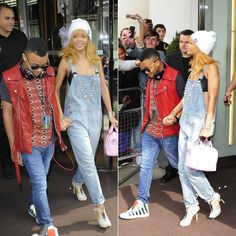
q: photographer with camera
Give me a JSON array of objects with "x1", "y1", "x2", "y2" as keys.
[{"x1": 120, "y1": 48, "x2": 185, "y2": 220}]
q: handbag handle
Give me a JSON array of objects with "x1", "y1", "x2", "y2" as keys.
[
  {"x1": 197, "y1": 139, "x2": 213, "y2": 147},
  {"x1": 108, "y1": 124, "x2": 118, "y2": 134}
]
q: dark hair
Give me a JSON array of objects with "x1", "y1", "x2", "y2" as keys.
[
  {"x1": 154, "y1": 24, "x2": 166, "y2": 31},
  {"x1": 144, "y1": 29, "x2": 159, "y2": 40},
  {"x1": 25, "y1": 38, "x2": 48, "y2": 57},
  {"x1": 0, "y1": 3, "x2": 12, "y2": 12},
  {"x1": 140, "y1": 48, "x2": 160, "y2": 62},
  {"x1": 180, "y1": 29, "x2": 194, "y2": 36}
]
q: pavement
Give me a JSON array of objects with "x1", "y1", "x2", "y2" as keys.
[
  {"x1": 119, "y1": 156, "x2": 236, "y2": 236},
  {"x1": 0, "y1": 143, "x2": 117, "y2": 236}
]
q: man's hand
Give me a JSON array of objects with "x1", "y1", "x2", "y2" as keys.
[
  {"x1": 223, "y1": 94, "x2": 232, "y2": 106},
  {"x1": 11, "y1": 150, "x2": 23, "y2": 166},
  {"x1": 163, "y1": 114, "x2": 177, "y2": 126},
  {"x1": 60, "y1": 117, "x2": 72, "y2": 131}
]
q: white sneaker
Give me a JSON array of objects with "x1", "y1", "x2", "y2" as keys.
[
  {"x1": 32, "y1": 225, "x2": 59, "y2": 236},
  {"x1": 94, "y1": 205, "x2": 112, "y2": 228},
  {"x1": 179, "y1": 205, "x2": 200, "y2": 227},
  {"x1": 47, "y1": 225, "x2": 59, "y2": 236},
  {"x1": 119, "y1": 200, "x2": 149, "y2": 220},
  {"x1": 28, "y1": 204, "x2": 37, "y2": 218},
  {"x1": 72, "y1": 181, "x2": 87, "y2": 201},
  {"x1": 136, "y1": 156, "x2": 142, "y2": 166},
  {"x1": 209, "y1": 193, "x2": 225, "y2": 219}
]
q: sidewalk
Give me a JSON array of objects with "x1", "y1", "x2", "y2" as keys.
[
  {"x1": 0, "y1": 149, "x2": 117, "y2": 236},
  {"x1": 119, "y1": 158, "x2": 236, "y2": 236}
]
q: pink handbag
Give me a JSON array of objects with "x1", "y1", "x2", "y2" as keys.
[
  {"x1": 185, "y1": 140, "x2": 218, "y2": 172},
  {"x1": 104, "y1": 125, "x2": 118, "y2": 157}
]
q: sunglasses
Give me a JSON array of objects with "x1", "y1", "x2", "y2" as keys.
[
  {"x1": 24, "y1": 54, "x2": 49, "y2": 71},
  {"x1": 140, "y1": 59, "x2": 159, "y2": 73}
]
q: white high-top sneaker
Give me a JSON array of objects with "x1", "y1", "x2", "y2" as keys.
[
  {"x1": 179, "y1": 205, "x2": 200, "y2": 227},
  {"x1": 119, "y1": 200, "x2": 149, "y2": 220}
]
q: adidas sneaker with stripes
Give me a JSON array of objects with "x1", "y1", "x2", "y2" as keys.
[{"x1": 120, "y1": 200, "x2": 149, "y2": 219}]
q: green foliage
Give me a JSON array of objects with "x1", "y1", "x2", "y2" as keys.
[{"x1": 166, "y1": 31, "x2": 180, "y2": 57}]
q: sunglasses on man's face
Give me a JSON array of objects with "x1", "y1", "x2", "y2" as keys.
[
  {"x1": 140, "y1": 59, "x2": 159, "y2": 74},
  {"x1": 140, "y1": 68, "x2": 150, "y2": 73},
  {"x1": 30, "y1": 64, "x2": 49, "y2": 71},
  {"x1": 24, "y1": 54, "x2": 49, "y2": 71}
]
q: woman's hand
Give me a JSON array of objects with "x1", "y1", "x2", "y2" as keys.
[
  {"x1": 109, "y1": 116, "x2": 118, "y2": 128},
  {"x1": 200, "y1": 127, "x2": 211, "y2": 138},
  {"x1": 60, "y1": 117, "x2": 72, "y2": 131},
  {"x1": 108, "y1": 112, "x2": 118, "y2": 127}
]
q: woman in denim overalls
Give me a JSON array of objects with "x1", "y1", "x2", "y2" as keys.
[
  {"x1": 164, "y1": 31, "x2": 223, "y2": 226},
  {"x1": 55, "y1": 18, "x2": 117, "y2": 229}
]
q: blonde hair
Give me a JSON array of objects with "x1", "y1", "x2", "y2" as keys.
[
  {"x1": 190, "y1": 51, "x2": 218, "y2": 74},
  {"x1": 60, "y1": 31, "x2": 101, "y2": 65}
]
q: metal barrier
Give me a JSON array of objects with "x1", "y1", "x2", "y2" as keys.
[{"x1": 118, "y1": 87, "x2": 144, "y2": 185}]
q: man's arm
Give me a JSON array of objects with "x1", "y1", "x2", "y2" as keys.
[{"x1": 2, "y1": 101, "x2": 14, "y2": 151}]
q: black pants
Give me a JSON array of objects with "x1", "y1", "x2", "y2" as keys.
[{"x1": 0, "y1": 109, "x2": 12, "y2": 170}]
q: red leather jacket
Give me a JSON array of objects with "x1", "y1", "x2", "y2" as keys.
[
  {"x1": 3, "y1": 64, "x2": 66, "y2": 184},
  {"x1": 142, "y1": 64, "x2": 181, "y2": 137}
]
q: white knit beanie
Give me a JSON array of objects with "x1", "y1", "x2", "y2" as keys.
[
  {"x1": 191, "y1": 30, "x2": 216, "y2": 55},
  {"x1": 68, "y1": 18, "x2": 92, "y2": 40}
]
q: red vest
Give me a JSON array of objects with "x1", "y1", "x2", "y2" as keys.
[
  {"x1": 3, "y1": 64, "x2": 66, "y2": 185},
  {"x1": 142, "y1": 64, "x2": 181, "y2": 137}
]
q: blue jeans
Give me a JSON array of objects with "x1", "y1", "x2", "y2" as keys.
[
  {"x1": 133, "y1": 118, "x2": 142, "y2": 153},
  {"x1": 137, "y1": 131, "x2": 178, "y2": 203},
  {"x1": 22, "y1": 143, "x2": 55, "y2": 225}
]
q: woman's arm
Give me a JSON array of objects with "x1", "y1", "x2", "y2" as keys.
[
  {"x1": 202, "y1": 63, "x2": 220, "y2": 136},
  {"x1": 98, "y1": 62, "x2": 118, "y2": 127},
  {"x1": 55, "y1": 58, "x2": 71, "y2": 130}
]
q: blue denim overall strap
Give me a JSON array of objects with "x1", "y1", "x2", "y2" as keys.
[{"x1": 178, "y1": 65, "x2": 215, "y2": 208}]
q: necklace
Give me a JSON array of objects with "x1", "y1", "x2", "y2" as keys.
[{"x1": 74, "y1": 72, "x2": 98, "y2": 102}]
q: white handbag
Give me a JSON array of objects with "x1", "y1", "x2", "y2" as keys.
[{"x1": 185, "y1": 140, "x2": 218, "y2": 172}]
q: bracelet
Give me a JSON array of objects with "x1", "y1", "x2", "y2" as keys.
[
  {"x1": 175, "y1": 116, "x2": 179, "y2": 123},
  {"x1": 108, "y1": 111, "x2": 115, "y2": 119}
]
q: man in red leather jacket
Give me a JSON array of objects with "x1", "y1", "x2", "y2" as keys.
[
  {"x1": 0, "y1": 38, "x2": 67, "y2": 236},
  {"x1": 120, "y1": 48, "x2": 185, "y2": 220}
]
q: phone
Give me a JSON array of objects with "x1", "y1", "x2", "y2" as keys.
[{"x1": 129, "y1": 26, "x2": 135, "y2": 38}]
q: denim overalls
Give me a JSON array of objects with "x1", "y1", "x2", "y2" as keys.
[
  {"x1": 64, "y1": 62, "x2": 105, "y2": 205},
  {"x1": 178, "y1": 68, "x2": 215, "y2": 208}
]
